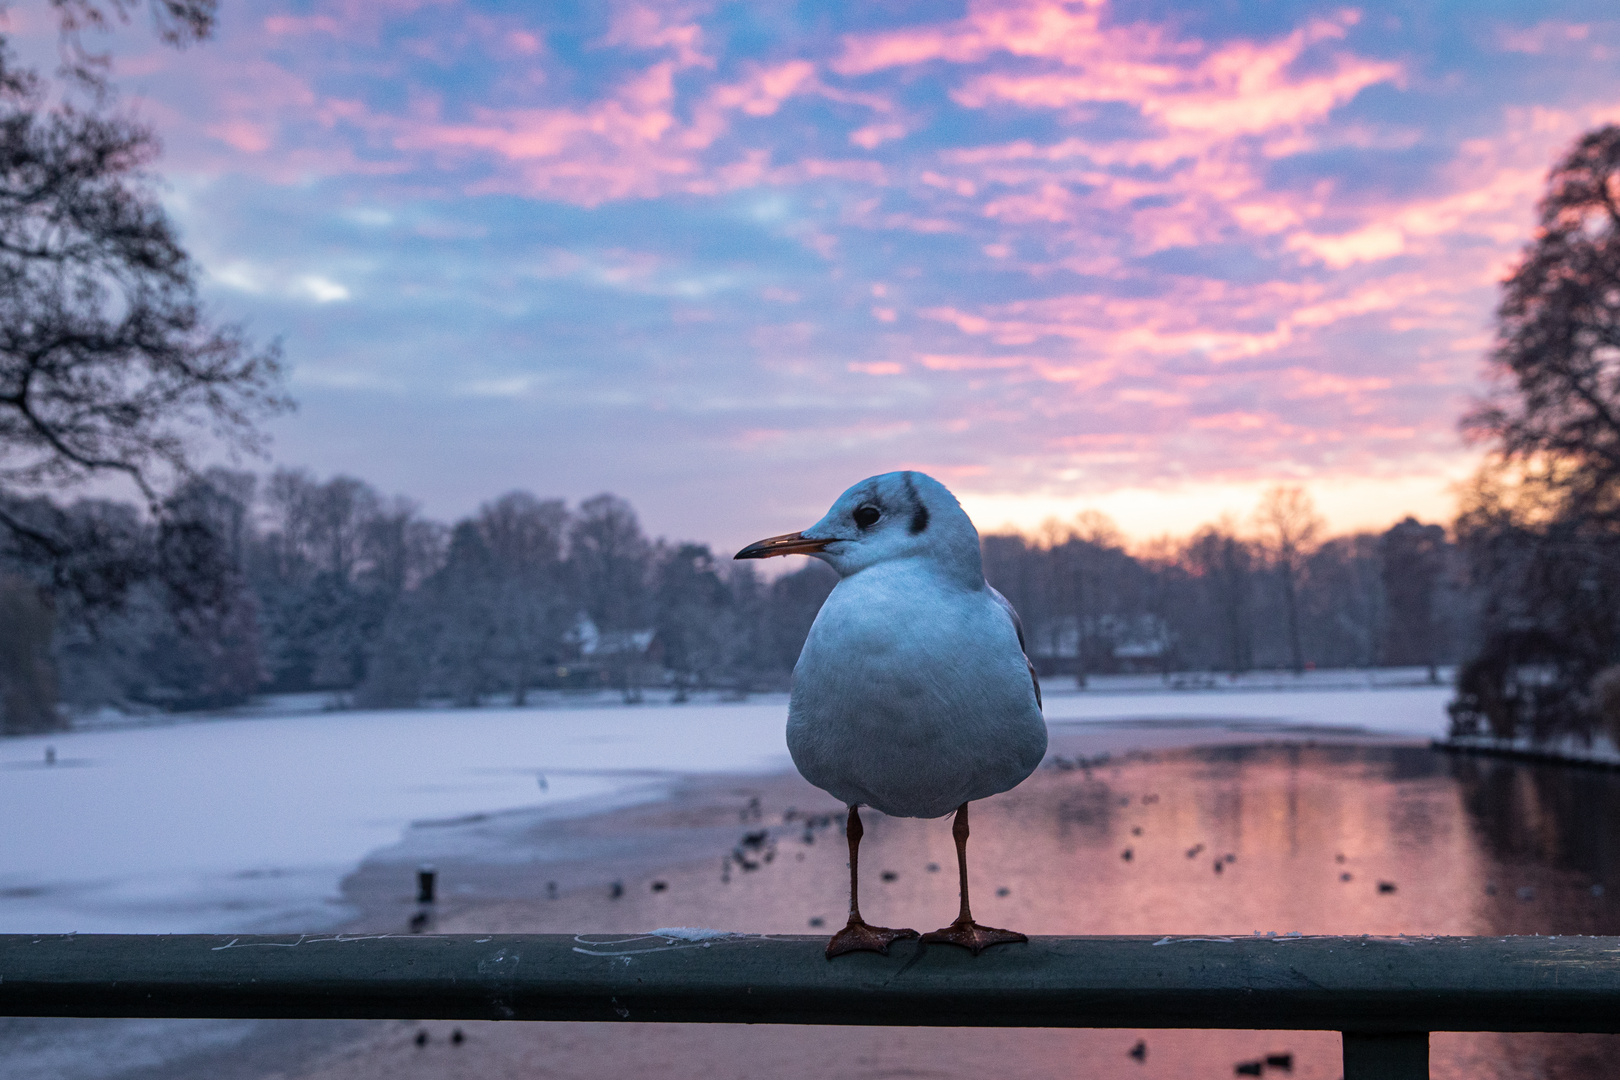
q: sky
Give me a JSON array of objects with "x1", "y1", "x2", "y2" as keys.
[{"x1": 15, "y1": 0, "x2": 1620, "y2": 551}]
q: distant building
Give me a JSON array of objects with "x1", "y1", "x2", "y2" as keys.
[
  {"x1": 540, "y1": 615, "x2": 662, "y2": 696},
  {"x1": 1028, "y1": 613, "x2": 1172, "y2": 675}
]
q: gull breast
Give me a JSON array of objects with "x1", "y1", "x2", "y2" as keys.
[{"x1": 786, "y1": 562, "x2": 1047, "y2": 819}]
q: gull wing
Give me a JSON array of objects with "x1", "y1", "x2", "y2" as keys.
[{"x1": 988, "y1": 584, "x2": 1041, "y2": 710}]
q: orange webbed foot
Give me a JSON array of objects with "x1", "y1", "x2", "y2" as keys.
[
  {"x1": 919, "y1": 917, "x2": 1027, "y2": 955},
  {"x1": 825, "y1": 918, "x2": 919, "y2": 958}
]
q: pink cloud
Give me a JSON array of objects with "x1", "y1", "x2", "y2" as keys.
[
  {"x1": 263, "y1": 15, "x2": 344, "y2": 36},
  {"x1": 849, "y1": 120, "x2": 908, "y2": 148},
  {"x1": 207, "y1": 119, "x2": 274, "y2": 153},
  {"x1": 372, "y1": 56, "x2": 846, "y2": 204},
  {"x1": 1495, "y1": 21, "x2": 1601, "y2": 56},
  {"x1": 117, "y1": 0, "x2": 1620, "y2": 506},
  {"x1": 601, "y1": 3, "x2": 712, "y2": 69},
  {"x1": 947, "y1": 11, "x2": 1397, "y2": 142},
  {"x1": 918, "y1": 354, "x2": 1028, "y2": 371}
]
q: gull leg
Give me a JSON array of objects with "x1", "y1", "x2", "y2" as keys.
[
  {"x1": 826, "y1": 805, "x2": 919, "y2": 958},
  {"x1": 920, "y1": 803, "x2": 1027, "y2": 955}
]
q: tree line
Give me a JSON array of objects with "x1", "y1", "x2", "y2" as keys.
[
  {"x1": 0, "y1": 470, "x2": 1475, "y2": 730},
  {"x1": 0, "y1": 470, "x2": 841, "y2": 725},
  {"x1": 987, "y1": 493, "x2": 1468, "y2": 682}
]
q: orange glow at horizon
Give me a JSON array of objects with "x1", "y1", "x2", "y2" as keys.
[{"x1": 955, "y1": 461, "x2": 1479, "y2": 544}]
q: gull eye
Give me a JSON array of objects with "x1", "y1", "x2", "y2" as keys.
[{"x1": 853, "y1": 505, "x2": 881, "y2": 529}]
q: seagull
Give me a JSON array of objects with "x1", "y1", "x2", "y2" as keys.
[{"x1": 736, "y1": 471, "x2": 1046, "y2": 956}]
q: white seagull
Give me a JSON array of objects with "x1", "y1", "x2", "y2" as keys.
[{"x1": 736, "y1": 471, "x2": 1047, "y2": 957}]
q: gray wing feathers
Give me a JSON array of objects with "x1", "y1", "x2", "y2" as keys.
[{"x1": 988, "y1": 584, "x2": 1041, "y2": 710}]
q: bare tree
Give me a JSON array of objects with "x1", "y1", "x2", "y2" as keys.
[
  {"x1": 655, "y1": 542, "x2": 729, "y2": 697},
  {"x1": 146, "y1": 470, "x2": 263, "y2": 708},
  {"x1": 1055, "y1": 511, "x2": 1123, "y2": 685},
  {"x1": 1380, "y1": 517, "x2": 1445, "y2": 677},
  {"x1": 43, "y1": 2, "x2": 219, "y2": 97},
  {"x1": 0, "y1": 4, "x2": 287, "y2": 556},
  {"x1": 1304, "y1": 532, "x2": 1385, "y2": 670},
  {"x1": 1183, "y1": 518, "x2": 1255, "y2": 674},
  {"x1": 477, "y1": 491, "x2": 570, "y2": 704},
  {"x1": 569, "y1": 494, "x2": 652, "y2": 700},
  {"x1": 1253, "y1": 486, "x2": 1323, "y2": 674},
  {"x1": 262, "y1": 471, "x2": 381, "y2": 581}
]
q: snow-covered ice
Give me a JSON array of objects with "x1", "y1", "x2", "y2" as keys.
[
  {"x1": 0, "y1": 677, "x2": 1455, "y2": 934},
  {"x1": 1043, "y1": 682, "x2": 1453, "y2": 738},
  {"x1": 0, "y1": 703, "x2": 794, "y2": 934}
]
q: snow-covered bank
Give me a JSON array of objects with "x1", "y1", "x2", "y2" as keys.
[
  {"x1": 1045, "y1": 684, "x2": 1453, "y2": 739},
  {"x1": 0, "y1": 679, "x2": 1456, "y2": 935},
  {"x1": 0, "y1": 704, "x2": 794, "y2": 934},
  {"x1": 1061, "y1": 665, "x2": 1454, "y2": 694}
]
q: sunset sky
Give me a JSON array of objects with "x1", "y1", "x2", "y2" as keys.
[{"x1": 19, "y1": 0, "x2": 1620, "y2": 550}]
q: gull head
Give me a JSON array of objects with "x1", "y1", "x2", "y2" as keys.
[{"x1": 734, "y1": 471, "x2": 982, "y2": 582}]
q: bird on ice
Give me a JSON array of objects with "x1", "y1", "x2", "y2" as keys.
[{"x1": 736, "y1": 471, "x2": 1046, "y2": 957}]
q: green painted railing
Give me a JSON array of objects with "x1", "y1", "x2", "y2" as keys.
[{"x1": 5, "y1": 933, "x2": 1619, "y2": 1079}]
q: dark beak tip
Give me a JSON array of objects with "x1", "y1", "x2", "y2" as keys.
[
  {"x1": 733, "y1": 540, "x2": 773, "y2": 560},
  {"x1": 734, "y1": 531, "x2": 828, "y2": 560}
]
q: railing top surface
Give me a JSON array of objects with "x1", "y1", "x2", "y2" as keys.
[{"x1": 3, "y1": 932, "x2": 1618, "y2": 1031}]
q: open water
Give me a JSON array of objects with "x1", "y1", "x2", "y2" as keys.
[{"x1": 377, "y1": 739, "x2": 1620, "y2": 1080}]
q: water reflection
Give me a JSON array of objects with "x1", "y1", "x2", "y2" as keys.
[
  {"x1": 1452, "y1": 754, "x2": 1620, "y2": 926},
  {"x1": 430, "y1": 742, "x2": 1620, "y2": 1080},
  {"x1": 968, "y1": 742, "x2": 1604, "y2": 940}
]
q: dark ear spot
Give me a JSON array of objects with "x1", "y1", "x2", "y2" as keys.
[
  {"x1": 902, "y1": 472, "x2": 929, "y2": 534},
  {"x1": 910, "y1": 503, "x2": 929, "y2": 535}
]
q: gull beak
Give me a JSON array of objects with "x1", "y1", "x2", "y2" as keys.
[{"x1": 734, "y1": 531, "x2": 831, "y2": 560}]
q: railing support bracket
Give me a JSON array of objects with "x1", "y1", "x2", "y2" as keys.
[{"x1": 1343, "y1": 1031, "x2": 1428, "y2": 1079}]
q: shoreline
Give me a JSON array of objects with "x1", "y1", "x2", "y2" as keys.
[
  {"x1": 1435, "y1": 734, "x2": 1620, "y2": 771},
  {"x1": 32, "y1": 665, "x2": 1454, "y2": 740}
]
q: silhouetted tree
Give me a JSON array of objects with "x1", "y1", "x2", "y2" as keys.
[
  {"x1": 1465, "y1": 125, "x2": 1620, "y2": 523},
  {"x1": 1451, "y1": 470, "x2": 1620, "y2": 741},
  {"x1": 144, "y1": 471, "x2": 262, "y2": 708},
  {"x1": 0, "y1": 2, "x2": 282, "y2": 722},
  {"x1": 1381, "y1": 517, "x2": 1446, "y2": 673},
  {"x1": 1302, "y1": 532, "x2": 1384, "y2": 669},
  {"x1": 1183, "y1": 520, "x2": 1255, "y2": 674},
  {"x1": 1253, "y1": 486, "x2": 1322, "y2": 674},
  {"x1": 477, "y1": 492, "x2": 570, "y2": 703},
  {"x1": 0, "y1": 13, "x2": 285, "y2": 553},
  {"x1": 1452, "y1": 125, "x2": 1620, "y2": 740},
  {"x1": 0, "y1": 573, "x2": 56, "y2": 731},
  {"x1": 427, "y1": 521, "x2": 499, "y2": 706},
  {"x1": 570, "y1": 494, "x2": 650, "y2": 631},
  {"x1": 655, "y1": 542, "x2": 728, "y2": 695},
  {"x1": 569, "y1": 493, "x2": 652, "y2": 699}
]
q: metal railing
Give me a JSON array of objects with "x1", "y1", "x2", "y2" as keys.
[{"x1": 4, "y1": 933, "x2": 1619, "y2": 1079}]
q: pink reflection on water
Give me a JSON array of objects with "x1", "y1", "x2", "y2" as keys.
[{"x1": 433, "y1": 743, "x2": 1620, "y2": 1079}]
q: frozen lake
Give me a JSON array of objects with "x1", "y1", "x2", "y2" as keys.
[{"x1": 0, "y1": 676, "x2": 1454, "y2": 934}]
